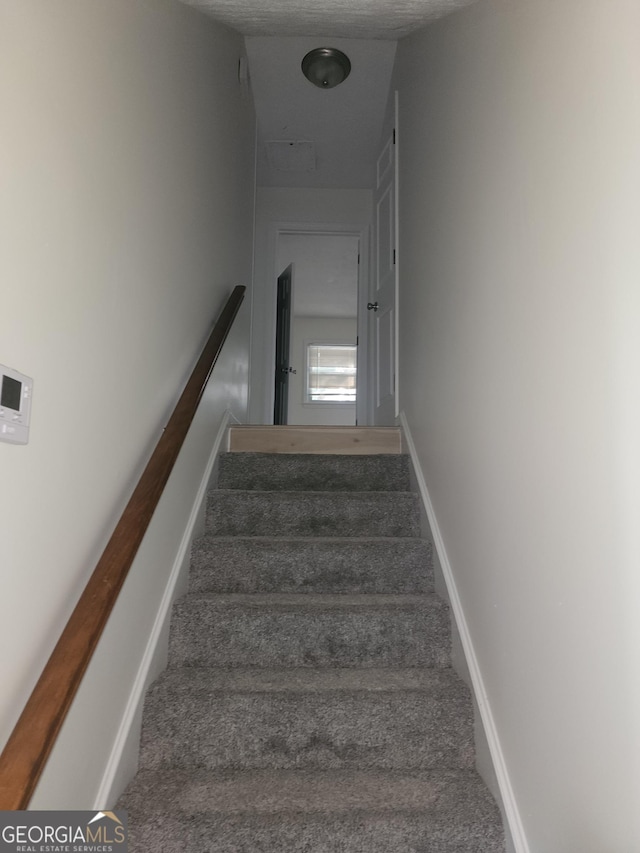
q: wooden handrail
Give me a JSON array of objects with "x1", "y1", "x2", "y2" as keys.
[{"x1": 0, "y1": 285, "x2": 245, "y2": 809}]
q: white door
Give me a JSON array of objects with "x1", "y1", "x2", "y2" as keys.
[{"x1": 370, "y1": 95, "x2": 398, "y2": 425}]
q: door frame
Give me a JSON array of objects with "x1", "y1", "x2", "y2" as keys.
[
  {"x1": 263, "y1": 221, "x2": 371, "y2": 426},
  {"x1": 369, "y1": 89, "x2": 400, "y2": 425}
]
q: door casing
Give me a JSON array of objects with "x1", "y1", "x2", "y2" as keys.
[
  {"x1": 370, "y1": 91, "x2": 400, "y2": 426},
  {"x1": 266, "y1": 222, "x2": 371, "y2": 426}
]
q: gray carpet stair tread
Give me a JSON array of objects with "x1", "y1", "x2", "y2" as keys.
[
  {"x1": 206, "y1": 489, "x2": 421, "y2": 537},
  {"x1": 120, "y1": 768, "x2": 505, "y2": 853},
  {"x1": 174, "y1": 591, "x2": 440, "y2": 608},
  {"x1": 140, "y1": 667, "x2": 474, "y2": 772},
  {"x1": 190, "y1": 535, "x2": 434, "y2": 594},
  {"x1": 217, "y1": 452, "x2": 411, "y2": 491},
  {"x1": 122, "y1": 766, "x2": 499, "y2": 816},
  {"x1": 146, "y1": 666, "x2": 463, "y2": 693},
  {"x1": 169, "y1": 593, "x2": 451, "y2": 668}
]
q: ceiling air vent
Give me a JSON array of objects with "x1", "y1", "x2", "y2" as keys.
[{"x1": 266, "y1": 140, "x2": 316, "y2": 172}]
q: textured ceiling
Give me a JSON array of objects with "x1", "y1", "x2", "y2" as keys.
[{"x1": 182, "y1": 0, "x2": 476, "y2": 39}]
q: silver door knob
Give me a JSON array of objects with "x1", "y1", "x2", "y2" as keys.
[{"x1": 367, "y1": 302, "x2": 379, "y2": 312}]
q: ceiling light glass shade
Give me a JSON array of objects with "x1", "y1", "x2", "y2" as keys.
[{"x1": 301, "y1": 48, "x2": 351, "y2": 89}]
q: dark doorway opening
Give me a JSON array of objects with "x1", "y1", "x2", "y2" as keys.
[{"x1": 273, "y1": 264, "x2": 293, "y2": 424}]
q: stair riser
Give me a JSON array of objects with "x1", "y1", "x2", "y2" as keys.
[
  {"x1": 217, "y1": 453, "x2": 411, "y2": 492},
  {"x1": 140, "y1": 691, "x2": 474, "y2": 772},
  {"x1": 227, "y1": 426, "x2": 402, "y2": 455},
  {"x1": 206, "y1": 491, "x2": 421, "y2": 537},
  {"x1": 169, "y1": 605, "x2": 450, "y2": 668},
  {"x1": 128, "y1": 812, "x2": 504, "y2": 853},
  {"x1": 190, "y1": 538, "x2": 434, "y2": 594}
]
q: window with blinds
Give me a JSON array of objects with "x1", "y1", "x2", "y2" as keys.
[{"x1": 306, "y1": 344, "x2": 357, "y2": 403}]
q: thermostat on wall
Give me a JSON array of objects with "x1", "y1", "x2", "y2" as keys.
[{"x1": 0, "y1": 364, "x2": 33, "y2": 445}]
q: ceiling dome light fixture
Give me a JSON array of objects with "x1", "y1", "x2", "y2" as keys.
[{"x1": 301, "y1": 47, "x2": 351, "y2": 90}]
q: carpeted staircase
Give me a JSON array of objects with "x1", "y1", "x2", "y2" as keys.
[{"x1": 120, "y1": 444, "x2": 505, "y2": 851}]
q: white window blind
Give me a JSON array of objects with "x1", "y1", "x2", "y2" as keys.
[{"x1": 306, "y1": 344, "x2": 357, "y2": 403}]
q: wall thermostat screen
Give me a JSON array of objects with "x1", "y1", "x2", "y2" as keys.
[{"x1": 1, "y1": 375, "x2": 22, "y2": 411}]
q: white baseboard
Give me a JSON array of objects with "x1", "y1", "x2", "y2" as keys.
[
  {"x1": 398, "y1": 411, "x2": 529, "y2": 853},
  {"x1": 94, "y1": 409, "x2": 234, "y2": 808}
]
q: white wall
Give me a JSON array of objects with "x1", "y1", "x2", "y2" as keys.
[
  {"x1": 249, "y1": 188, "x2": 371, "y2": 423},
  {"x1": 277, "y1": 233, "x2": 359, "y2": 319},
  {"x1": 393, "y1": 0, "x2": 640, "y2": 850},
  {"x1": 288, "y1": 317, "x2": 357, "y2": 426},
  {"x1": 0, "y1": 0, "x2": 255, "y2": 805}
]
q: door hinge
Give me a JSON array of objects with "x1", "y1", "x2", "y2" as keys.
[
  {"x1": 393, "y1": 128, "x2": 396, "y2": 144},
  {"x1": 357, "y1": 253, "x2": 360, "y2": 264},
  {"x1": 393, "y1": 249, "x2": 396, "y2": 265}
]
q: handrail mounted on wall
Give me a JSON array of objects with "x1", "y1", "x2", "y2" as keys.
[{"x1": 0, "y1": 285, "x2": 245, "y2": 809}]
